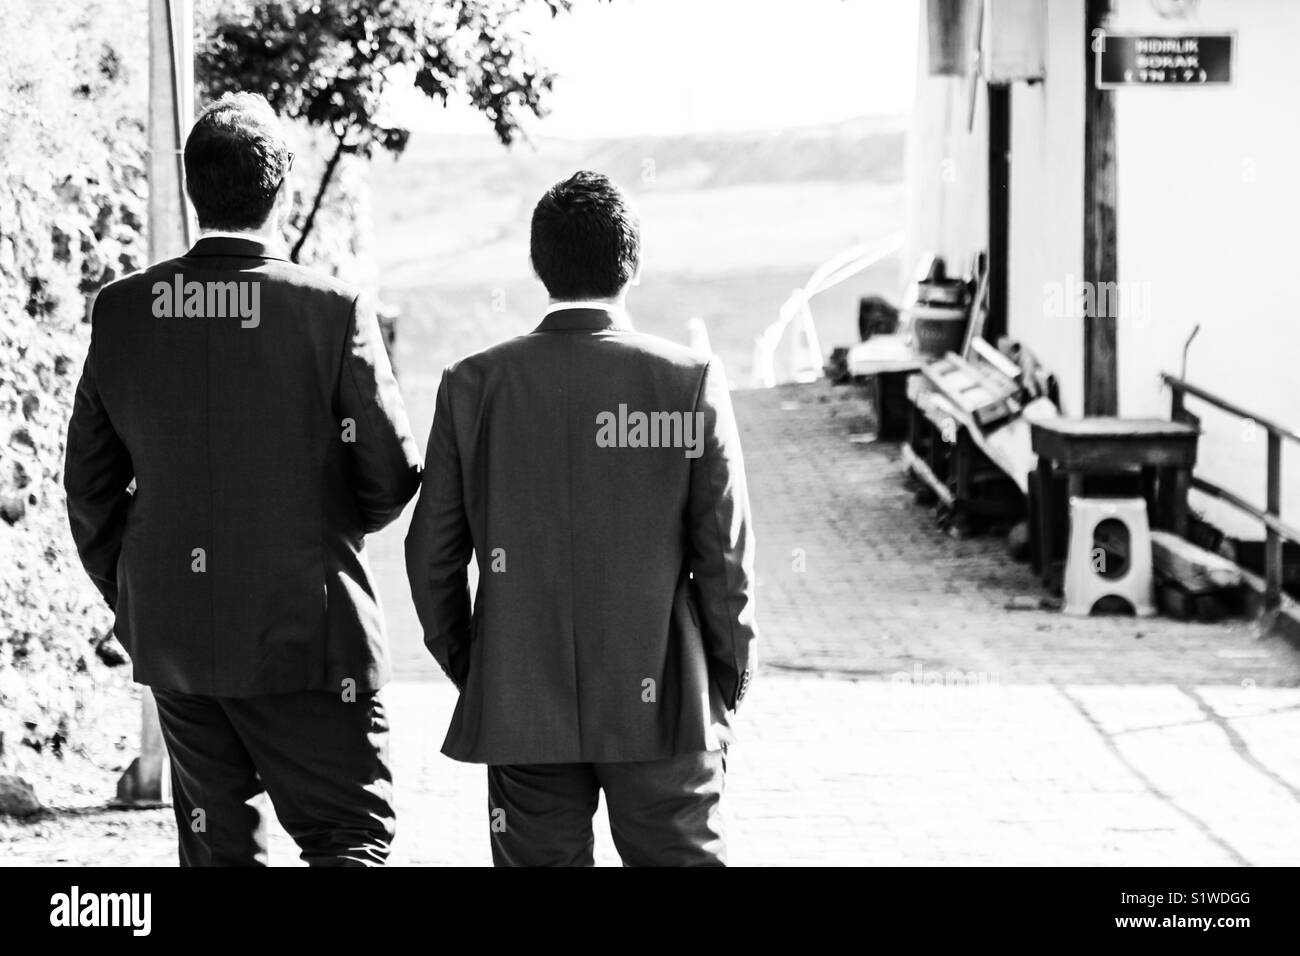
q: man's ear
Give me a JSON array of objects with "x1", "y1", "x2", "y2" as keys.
[
  {"x1": 630, "y1": 257, "x2": 643, "y2": 288},
  {"x1": 274, "y1": 172, "x2": 294, "y2": 227}
]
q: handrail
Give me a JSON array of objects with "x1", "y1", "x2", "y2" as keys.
[
  {"x1": 751, "y1": 233, "x2": 904, "y2": 388},
  {"x1": 1189, "y1": 477, "x2": 1300, "y2": 547},
  {"x1": 1161, "y1": 372, "x2": 1296, "y2": 611},
  {"x1": 1161, "y1": 374, "x2": 1300, "y2": 446}
]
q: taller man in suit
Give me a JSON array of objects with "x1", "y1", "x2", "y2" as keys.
[
  {"x1": 406, "y1": 170, "x2": 758, "y2": 866},
  {"x1": 65, "y1": 93, "x2": 422, "y2": 866}
]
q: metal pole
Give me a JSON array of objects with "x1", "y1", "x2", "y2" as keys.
[
  {"x1": 116, "y1": 0, "x2": 193, "y2": 809},
  {"x1": 1266, "y1": 432, "x2": 1282, "y2": 611},
  {"x1": 1083, "y1": 0, "x2": 1118, "y2": 416},
  {"x1": 149, "y1": 0, "x2": 192, "y2": 264}
]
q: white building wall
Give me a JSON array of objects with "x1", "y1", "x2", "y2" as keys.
[
  {"x1": 904, "y1": 0, "x2": 1298, "y2": 540},
  {"x1": 902, "y1": 6, "x2": 989, "y2": 288},
  {"x1": 906, "y1": 1, "x2": 1088, "y2": 415},
  {"x1": 1109, "y1": 0, "x2": 1300, "y2": 538},
  {"x1": 1006, "y1": 0, "x2": 1087, "y2": 416}
]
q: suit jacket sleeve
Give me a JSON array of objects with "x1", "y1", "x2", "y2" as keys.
[
  {"x1": 64, "y1": 322, "x2": 134, "y2": 611},
  {"x1": 337, "y1": 292, "x2": 423, "y2": 532},
  {"x1": 404, "y1": 368, "x2": 473, "y2": 689},
  {"x1": 687, "y1": 358, "x2": 759, "y2": 710}
]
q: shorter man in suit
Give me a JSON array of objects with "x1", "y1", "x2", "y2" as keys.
[
  {"x1": 65, "y1": 93, "x2": 422, "y2": 865},
  {"x1": 406, "y1": 170, "x2": 758, "y2": 866}
]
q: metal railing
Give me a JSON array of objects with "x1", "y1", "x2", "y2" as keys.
[
  {"x1": 1161, "y1": 373, "x2": 1299, "y2": 610},
  {"x1": 750, "y1": 233, "x2": 903, "y2": 388}
]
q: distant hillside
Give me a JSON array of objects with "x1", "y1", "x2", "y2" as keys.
[
  {"x1": 369, "y1": 115, "x2": 907, "y2": 424},
  {"x1": 577, "y1": 116, "x2": 907, "y2": 190},
  {"x1": 372, "y1": 115, "x2": 905, "y2": 287}
]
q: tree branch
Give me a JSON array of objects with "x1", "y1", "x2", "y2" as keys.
[{"x1": 289, "y1": 133, "x2": 348, "y2": 263}]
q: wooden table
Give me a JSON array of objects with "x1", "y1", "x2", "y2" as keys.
[{"x1": 1029, "y1": 418, "x2": 1199, "y2": 588}]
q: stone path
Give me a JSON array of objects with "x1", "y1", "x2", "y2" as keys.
[{"x1": 6, "y1": 381, "x2": 1300, "y2": 866}]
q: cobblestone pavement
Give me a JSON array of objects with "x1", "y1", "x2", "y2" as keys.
[
  {"x1": 8, "y1": 678, "x2": 1300, "y2": 866},
  {"x1": 6, "y1": 381, "x2": 1300, "y2": 866},
  {"x1": 736, "y1": 383, "x2": 1300, "y2": 687}
]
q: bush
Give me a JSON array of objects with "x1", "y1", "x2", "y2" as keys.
[
  {"x1": 0, "y1": 0, "x2": 377, "y2": 771},
  {"x1": 0, "y1": 0, "x2": 149, "y2": 766}
]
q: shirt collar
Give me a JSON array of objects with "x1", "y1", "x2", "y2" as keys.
[
  {"x1": 543, "y1": 300, "x2": 628, "y2": 319},
  {"x1": 186, "y1": 233, "x2": 288, "y2": 261},
  {"x1": 535, "y1": 303, "x2": 633, "y2": 333},
  {"x1": 200, "y1": 229, "x2": 270, "y2": 242}
]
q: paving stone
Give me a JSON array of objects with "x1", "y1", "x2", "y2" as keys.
[{"x1": 6, "y1": 380, "x2": 1300, "y2": 865}]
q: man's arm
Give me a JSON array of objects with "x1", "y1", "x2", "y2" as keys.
[
  {"x1": 404, "y1": 368, "x2": 473, "y2": 689},
  {"x1": 64, "y1": 328, "x2": 134, "y2": 610},
  {"x1": 687, "y1": 358, "x2": 759, "y2": 710},
  {"x1": 338, "y1": 292, "x2": 423, "y2": 532}
]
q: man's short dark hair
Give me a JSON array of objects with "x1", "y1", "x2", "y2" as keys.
[
  {"x1": 530, "y1": 171, "x2": 640, "y2": 300},
  {"x1": 184, "y1": 92, "x2": 290, "y2": 231}
]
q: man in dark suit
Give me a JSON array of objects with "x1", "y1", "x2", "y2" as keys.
[
  {"x1": 64, "y1": 93, "x2": 422, "y2": 866},
  {"x1": 406, "y1": 170, "x2": 758, "y2": 866}
]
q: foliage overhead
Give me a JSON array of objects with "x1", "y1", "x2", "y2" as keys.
[
  {"x1": 198, "y1": 0, "x2": 578, "y2": 156},
  {"x1": 197, "y1": 0, "x2": 584, "y2": 259}
]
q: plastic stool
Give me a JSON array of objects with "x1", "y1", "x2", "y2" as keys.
[{"x1": 1063, "y1": 496, "x2": 1156, "y2": 617}]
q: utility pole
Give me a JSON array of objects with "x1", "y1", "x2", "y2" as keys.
[
  {"x1": 1083, "y1": 0, "x2": 1118, "y2": 416},
  {"x1": 115, "y1": 0, "x2": 193, "y2": 808}
]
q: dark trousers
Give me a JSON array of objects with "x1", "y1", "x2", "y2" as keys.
[
  {"x1": 487, "y1": 750, "x2": 727, "y2": 866},
  {"x1": 152, "y1": 687, "x2": 395, "y2": 867}
]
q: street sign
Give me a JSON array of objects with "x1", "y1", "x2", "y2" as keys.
[{"x1": 1094, "y1": 32, "x2": 1234, "y2": 88}]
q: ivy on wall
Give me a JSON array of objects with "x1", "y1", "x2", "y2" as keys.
[
  {"x1": 0, "y1": 0, "x2": 377, "y2": 767},
  {"x1": 0, "y1": 0, "x2": 150, "y2": 765}
]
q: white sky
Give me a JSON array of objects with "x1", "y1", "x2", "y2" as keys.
[{"x1": 391, "y1": 0, "x2": 919, "y2": 137}]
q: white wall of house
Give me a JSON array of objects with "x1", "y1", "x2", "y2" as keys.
[
  {"x1": 901, "y1": 7, "x2": 989, "y2": 290},
  {"x1": 904, "y1": 0, "x2": 1297, "y2": 541},
  {"x1": 905, "y1": 1, "x2": 1089, "y2": 413},
  {"x1": 1006, "y1": 0, "x2": 1087, "y2": 417},
  {"x1": 1108, "y1": 0, "x2": 1300, "y2": 539}
]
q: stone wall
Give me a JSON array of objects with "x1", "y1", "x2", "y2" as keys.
[
  {"x1": 0, "y1": 0, "x2": 149, "y2": 771},
  {"x1": 0, "y1": 0, "x2": 378, "y2": 786}
]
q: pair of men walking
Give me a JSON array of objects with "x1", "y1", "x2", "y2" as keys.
[{"x1": 65, "y1": 93, "x2": 758, "y2": 866}]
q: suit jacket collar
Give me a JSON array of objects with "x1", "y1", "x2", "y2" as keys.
[
  {"x1": 185, "y1": 235, "x2": 288, "y2": 262},
  {"x1": 535, "y1": 306, "x2": 632, "y2": 333}
]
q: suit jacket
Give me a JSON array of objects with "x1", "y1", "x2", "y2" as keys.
[
  {"x1": 405, "y1": 306, "x2": 758, "y2": 764},
  {"x1": 64, "y1": 236, "x2": 422, "y2": 697}
]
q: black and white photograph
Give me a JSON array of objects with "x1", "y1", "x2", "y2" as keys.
[{"x1": 0, "y1": 0, "x2": 1296, "y2": 926}]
